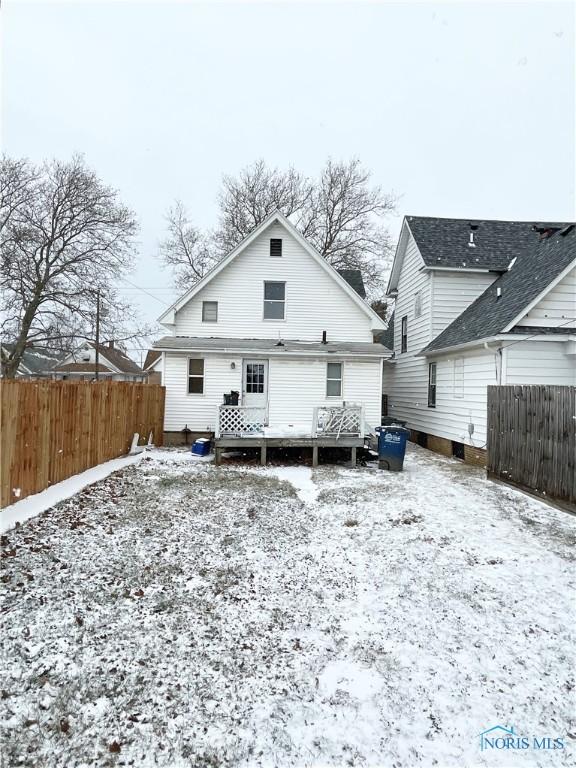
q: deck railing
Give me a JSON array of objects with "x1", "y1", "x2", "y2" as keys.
[
  {"x1": 216, "y1": 405, "x2": 267, "y2": 438},
  {"x1": 312, "y1": 404, "x2": 364, "y2": 438}
]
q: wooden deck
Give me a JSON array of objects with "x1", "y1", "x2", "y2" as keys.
[{"x1": 214, "y1": 435, "x2": 365, "y2": 467}]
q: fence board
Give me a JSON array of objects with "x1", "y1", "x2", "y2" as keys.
[
  {"x1": 0, "y1": 380, "x2": 165, "y2": 507},
  {"x1": 487, "y1": 385, "x2": 576, "y2": 505}
]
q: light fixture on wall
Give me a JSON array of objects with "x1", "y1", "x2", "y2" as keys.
[{"x1": 230, "y1": 362, "x2": 236, "y2": 369}]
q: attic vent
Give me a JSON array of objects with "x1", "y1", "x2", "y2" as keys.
[{"x1": 270, "y1": 238, "x2": 282, "y2": 257}]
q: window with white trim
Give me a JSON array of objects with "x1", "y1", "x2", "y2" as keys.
[
  {"x1": 202, "y1": 301, "x2": 218, "y2": 322},
  {"x1": 401, "y1": 315, "x2": 408, "y2": 353},
  {"x1": 263, "y1": 281, "x2": 285, "y2": 319},
  {"x1": 428, "y1": 362, "x2": 437, "y2": 408},
  {"x1": 188, "y1": 358, "x2": 204, "y2": 394},
  {"x1": 326, "y1": 362, "x2": 342, "y2": 397}
]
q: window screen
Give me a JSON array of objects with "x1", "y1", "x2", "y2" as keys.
[
  {"x1": 263, "y1": 281, "x2": 285, "y2": 319},
  {"x1": 326, "y1": 362, "x2": 342, "y2": 397}
]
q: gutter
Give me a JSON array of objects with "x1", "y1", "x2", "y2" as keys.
[
  {"x1": 417, "y1": 333, "x2": 576, "y2": 358},
  {"x1": 153, "y1": 345, "x2": 392, "y2": 359}
]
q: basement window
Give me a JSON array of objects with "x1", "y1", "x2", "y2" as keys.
[
  {"x1": 270, "y1": 238, "x2": 282, "y2": 257},
  {"x1": 263, "y1": 281, "x2": 285, "y2": 320},
  {"x1": 326, "y1": 362, "x2": 342, "y2": 397},
  {"x1": 188, "y1": 358, "x2": 204, "y2": 394},
  {"x1": 401, "y1": 315, "x2": 408, "y2": 353},
  {"x1": 428, "y1": 362, "x2": 437, "y2": 408},
  {"x1": 202, "y1": 301, "x2": 218, "y2": 322}
]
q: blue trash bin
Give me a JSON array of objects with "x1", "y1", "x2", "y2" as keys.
[
  {"x1": 191, "y1": 439, "x2": 211, "y2": 456},
  {"x1": 375, "y1": 425, "x2": 409, "y2": 471}
]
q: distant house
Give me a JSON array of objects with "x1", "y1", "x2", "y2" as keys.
[
  {"x1": 382, "y1": 218, "x2": 576, "y2": 465},
  {"x1": 153, "y1": 210, "x2": 389, "y2": 450},
  {"x1": 0, "y1": 343, "x2": 66, "y2": 378},
  {"x1": 51, "y1": 342, "x2": 146, "y2": 382},
  {"x1": 143, "y1": 350, "x2": 162, "y2": 385}
]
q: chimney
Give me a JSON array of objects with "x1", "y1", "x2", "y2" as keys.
[
  {"x1": 108, "y1": 340, "x2": 115, "y2": 349},
  {"x1": 468, "y1": 224, "x2": 478, "y2": 248},
  {"x1": 321, "y1": 331, "x2": 327, "y2": 344}
]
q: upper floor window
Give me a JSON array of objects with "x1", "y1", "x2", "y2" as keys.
[
  {"x1": 428, "y1": 362, "x2": 437, "y2": 408},
  {"x1": 263, "y1": 281, "x2": 285, "y2": 320},
  {"x1": 414, "y1": 292, "x2": 422, "y2": 318},
  {"x1": 188, "y1": 358, "x2": 204, "y2": 394},
  {"x1": 270, "y1": 238, "x2": 282, "y2": 257},
  {"x1": 401, "y1": 315, "x2": 408, "y2": 353},
  {"x1": 326, "y1": 362, "x2": 342, "y2": 397},
  {"x1": 202, "y1": 301, "x2": 218, "y2": 322}
]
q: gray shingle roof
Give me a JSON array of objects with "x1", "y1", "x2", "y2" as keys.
[
  {"x1": 422, "y1": 224, "x2": 576, "y2": 354},
  {"x1": 1, "y1": 344, "x2": 66, "y2": 375},
  {"x1": 407, "y1": 216, "x2": 569, "y2": 271},
  {"x1": 92, "y1": 344, "x2": 144, "y2": 375},
  {"x1": 337, "y1": 269, "x2": 366, "y2": 298},
  {"x1": 153, "y1": 336, "x2": 390, "y2": 357}
]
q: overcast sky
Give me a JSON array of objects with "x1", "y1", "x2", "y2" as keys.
[{"x1": 2, "y1": 0, "x2": 574, "y2": 361}]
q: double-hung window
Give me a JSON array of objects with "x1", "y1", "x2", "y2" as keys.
[
  {"x1": 401, "y1": 315, "x2": 408, "y2": 353},
  {"x1": 188, "y1": 359, "x2": 204, "y2": 394},
  {"x1": 326, "y1": 362, "x2": 342, "y2": 397},
  {"x1": 428, "y1": 362, "x2": 437, "y2": 408},
  {"x1": 202, "y1": 301, "x2": 218, "y2": 322},
  {"x1": 263, "y1": 281, "x2": 285, "y2": 320}
]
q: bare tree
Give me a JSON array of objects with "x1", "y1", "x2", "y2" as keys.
[
  {"x1": 0, "y1": 154, "x2": 147, "y2": 378},
  {"x1": 159, "y1": 201, "x2": 218, "y2": 291},
  {"x1": 214, "y1": 160, "x2": 314, "y2": 254},
  {"x1": 159, "y1": 158, "x2": 396, "y2": 295},
  {"x1": 215, "y1": 158, "x2": 396, "y2": 293}
]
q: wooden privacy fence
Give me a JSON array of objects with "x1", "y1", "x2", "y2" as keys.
[
  {"x1": 487, "y1": 385, "x2": 576, "y2": 505},
  {"x1": 0, "y1": 380, "x2": 165, "y2": 508}
]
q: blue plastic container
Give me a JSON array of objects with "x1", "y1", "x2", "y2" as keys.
[
  {"x1": 191, "y1": 439, "x2": 211, "y2": 456},
  {"x1": 376, "y1": 425, "x2": 409, "y2": 471}
]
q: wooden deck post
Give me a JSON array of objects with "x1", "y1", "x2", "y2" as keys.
[
  {"x1": 215, "y1": 446, "x2": 222, "y2": 465},
  {"x1": 350, "y1": 446, "x2": 357, "y2": 467},
  {"x1": 312, "y1": 444, "x2": 319, "y2": 467},
  {"x1": 260, "y1": 442, "x2": 267, "y2": 466}
]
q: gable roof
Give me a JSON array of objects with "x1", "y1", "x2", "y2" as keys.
[
  {"x1": 52, "y1": 343, "x2": 144, "y2": 375},
  {"x1": 1, "y1": 344, "x2": 66, "y2": 375},
  {"x1": 422, "y1": 224, "x2": 576, "y2": 354},
  {"x1": 337, "y1": 269, "x2": 366, "y2": 298},
  {"x1": 157, "y1": 210, "x2": 385, "y2": 329},
  {"x1": 143, "y1": 350, "x2": 161, "y2": 370},
  {"x1": 387, "y1": 216, "x2": 570, "y2": 294}
]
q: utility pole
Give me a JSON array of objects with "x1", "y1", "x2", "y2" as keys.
[{"x1": 95, "y1": 289, "x2": 100, "y2": 382}]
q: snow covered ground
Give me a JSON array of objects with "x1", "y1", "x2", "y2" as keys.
[{"x1": 1, "y1": 445, "x2": 574, "y2": 767}]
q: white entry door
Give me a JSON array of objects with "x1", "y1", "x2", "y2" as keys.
[{"x1": 242, "y1": 360, "x2": 268, "y2": 410}]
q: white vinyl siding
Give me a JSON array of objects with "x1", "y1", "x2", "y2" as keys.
[
  {"x1": 392, "y1": 232, "x2": 432, "y2": 355},
  {"x1": 173, "y1": 223, "x2": 373, "y2": 342},
  {"x1": 431, "y1": 271, "x2": 498, "y2": 337},
  {"x1": 163, "y1": 352, "x2": 382, "y2": 432},
  {"x1": 505, "y1": 341, "x2": 576, "y2": 385},
  {"x1": 384, "y1": 348, "x2": 498, "y2": 447},
  {"x1": 515, "y1": 265, "x2": 576, "y2": 328}
]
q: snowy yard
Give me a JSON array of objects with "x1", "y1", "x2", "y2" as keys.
[{"x1": 1, "y1": 445, "x2": 574, "y2": 767}]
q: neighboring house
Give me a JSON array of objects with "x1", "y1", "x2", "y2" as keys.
[
  {"x1": 153, "y1": 210, "x2": 389, "y2": 445},
  {"x1": 51, "y1": 342, "x2": 146, "y2": 382},
  {"x1": 0, "y1": 343, "x2": 66, "y2": 378},
  {"x1": 143, "y1": 350, "x2": 162, "y2": 385},
  {"x1": 382, "y1": 218, "x2": 575, "y2": 465}
]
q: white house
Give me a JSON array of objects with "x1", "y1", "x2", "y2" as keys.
[
  {"x1": 51, "y1": 342, "x2": 146, "y2": 382},
  {"x1": 382, "y1": 218, "x2": 575, "y2": 465},
  {"x1": 154, "y1": 211, "x2": 390, "y2": 460}
]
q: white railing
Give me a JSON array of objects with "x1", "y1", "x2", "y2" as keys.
[
  {"x1": 216, "y1": 405, "x2": 267, "y2": 438},
  {"x1": 312, "y1": 404, "x2": 364, "y2": 438}
]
